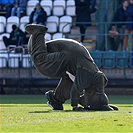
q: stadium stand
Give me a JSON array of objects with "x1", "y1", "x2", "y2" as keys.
[
  {"x1": 8, "y1": 53, "x2": 21, "y2": 68},
  {"x1": 22, "y1": 54, "x2": 31, "y2": 68},
  {"x1": 53, "y1": 0, "x2": 66, "y2": 17},
  {"x1": 66, "y1": 0, "x2": 76, "y2": 17},
  {"x1": 0, "y1": 0, "x2": 133, "y2": 94},
  {"x1": 45, "y1": 33, "x2": 52, "y2": 41},
  {"x1": 59, "y1": 16, "x2": 72, "y2": 33},
  {"x1": 0, "y1": 33, "x2": 10, "y2": 49},
  {"x1": 20, "y1": 16, "x2": 30, "y2": 32},
  {"x1": 0, "y1": 16, "x2": 6, "y2": 33},
  {"x1": 52, "y1": 32, "x2": 65, "y2": 39},
  {"x1": 40, "y1": 0, "x2": 53, "y2": 16},
  {"x1": 116, "y1": 50, "x2": 130, "y2": 68},
  {"x1": 26, "y1": 0, "x2": 39, "y2": 16},
  {"x1": 46, "y1": 16, "x2": 59, "y2": 33},
  {"x1": 0, "y1": 53, "x2": 8, "y2": 68},
  {"x1": 6, "y1": 16, "x2": 19, "y2": 33},
  {"x1": 130, "y1": 52, "x2": 133, "y2": 68},
  {"x1": 102, "y1": 50, "x2": 116, "y2": 69},
  {"x1": 90, "y1": 50, "x2": 102, "y2": 68}
]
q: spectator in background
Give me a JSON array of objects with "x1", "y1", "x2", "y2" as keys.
[
  {"x1": 3, "y1": 24, "x2": 25, "y2": 48},
  {"x1": 11, "y1": 0, "x2": 27, "y2": 18},
  {"x1": 122, "y1": 0, "x2": 133, "y2": 50},
  {"x1": 75, "y1": 0, "x2": 91, "y2": 43},
  {"x1": 29, "y1": 3, "x2": 47, "y2": 25},
  {"x1": 0, "y1": 0, "x2": 14, "y2": 18},
  {"x1": 110, "y1": 0, "x2": 128, "y2": 50},
  {"x1": 90, "y1": 0, "x2": 97, "y2": 13}
]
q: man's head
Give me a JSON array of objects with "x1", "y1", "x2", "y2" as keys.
[
  {"x1": 36, "y1": 3, "x2": 41, "y2": 10},
  {"x1": 130, "y1": 0, "x2": 133, "y2": 4},
  {"x1": 12, "y1": 24, "x2": 17, "y2": 31},
  {"x1": 122, "y1": 0, "x2": 129, "y2": 8}
]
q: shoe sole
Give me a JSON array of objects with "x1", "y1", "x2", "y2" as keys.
[
  {"x1": 45, "y1": 92, "x2": 63, "y2": 110},
  {"x1": 25, "y1": 24, "x2": 48, "y2": 34},
  {"x1": 47, "y1": 101, "x2": 54, "y2": 110},
  {"x1": 45, "y1": 91, "x2": 52, "y2": 102}
]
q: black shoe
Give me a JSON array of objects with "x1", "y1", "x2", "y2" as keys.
[
  {"x1": 100, "y1": 105, "x2": 114, "y2": 111},
  {"x1": 45, "y1": 90, "x2": 63, "y2": 110},
  {"x1": 109, "y1": 105, "x2": 119, "y2": 110},
  {"x1": 73, "y1": 107, "x2": 86, "y2": 111},
  {"x1": 25, "y1": 24, "x2": 48, "y2": 35}
]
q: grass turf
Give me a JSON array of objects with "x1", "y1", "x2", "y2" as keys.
[{"x1": 0, "y1": 95, "x2": 133, "y2": 133}]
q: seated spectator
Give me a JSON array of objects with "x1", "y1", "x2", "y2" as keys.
[
  {"x1": 110, "y1": 0, "x2": 128, "y2": 50},
  {"x1": 29, "y1": 3, "x2": 47, "y2": 25},
  {"x1": 3, "y1": 24, "x2": 25, "y2": 48},
  {"x1": 122, "y1": 0, "x2": 133, "y2": 50},
  {"x1": 11, "y1": 0, "x2": 27, "y2": 18},
  {"x1": 75, "y1": 0, "x2": 91, "y2": 43},
  {"x1": 0, "y1": 0, "x2": 14, "y2": 18}
]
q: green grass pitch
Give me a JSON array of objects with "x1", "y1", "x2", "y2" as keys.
[{"x1": 0, "y1": 95, "x2": 133, "y2": 133}]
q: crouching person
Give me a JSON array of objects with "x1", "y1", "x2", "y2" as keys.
[{"x1": 25, "y1": 24, "x2": 118, "y2": 111}]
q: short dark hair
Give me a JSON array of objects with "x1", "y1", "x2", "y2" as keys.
[{"x1": 12, "y1": 24, "x2": 17, "y2": 31}]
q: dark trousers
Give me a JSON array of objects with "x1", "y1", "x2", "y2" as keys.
[
  {"x1": 79, "y1": 25, "x2": 86, "y2": 42},
  {"x1": 3, "y1": 36, "x2": 18, "y2": 47},
  {"x1": 54, "y1": 68, "x2": 108, "y2": 108}
]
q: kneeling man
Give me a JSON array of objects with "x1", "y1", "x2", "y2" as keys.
[{"x1": 25, "y1": 24, "x2": 118, "y2": 111}]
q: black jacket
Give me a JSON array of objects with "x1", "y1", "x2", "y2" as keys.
[
  {"x1": 29, "y1": 7, "x2": 47, "y2": 25},
  {"x1": 112, "y1": 6, "x2": 127, "y2": 28},
  {"x1": 10, "y1": 29, "x2": 24, "y2": 41},
  {"x1": 76, "y1": 1, "x2": 91, "y2": 26},
  {"x1": 125, "y1": 4, "x2": 133, "y2": 30}
]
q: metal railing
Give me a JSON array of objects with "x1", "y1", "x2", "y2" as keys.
[{"x1": 62, "y1": 21, "x2": 133, "y2": 51}]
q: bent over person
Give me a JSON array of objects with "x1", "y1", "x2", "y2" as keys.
[{"x1": 25, "y1": 24, "x2": 118, "y2": 111}]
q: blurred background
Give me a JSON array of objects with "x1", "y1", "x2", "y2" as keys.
[{"x1": 0, "y1": 0, "x2": 133, "y2": 95}]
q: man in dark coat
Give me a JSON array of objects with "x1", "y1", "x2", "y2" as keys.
[
  {"x1": 75, "y1": 0, "x2": 91, "y2": 43},
  {"x1": 110, "y1": 0, "x2": 128, "y2": 50},
  {"x1": 122, "y1": 0, "x2": 133, "y2": 50},
  {"x1": 25, "y1": 24, "x2": 118, "y2": 111},
  {"x1": 29, "y1": 3, "x2": 47, "y2": 25}
]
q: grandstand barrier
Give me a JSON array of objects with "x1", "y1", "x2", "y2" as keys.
[
  {"x1": 62, "y1": 21, "x2": 133, "y2": 51},
  {"x1": 0, "y1": 51, "x2": 133, "y2": 91}
]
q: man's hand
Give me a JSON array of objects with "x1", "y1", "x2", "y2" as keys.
[
  {"x1": 72, "y1": 106, "x2": 85, "y2": 111},
  {"x1": 12, "y1": 38, "x2": 17, "y2": 40}
]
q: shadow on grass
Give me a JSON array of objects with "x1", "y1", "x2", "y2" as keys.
[
  {"x1": 29, "y1": 110, "x2": 52, "y2": 113},
  {"x1": 118, "y1": 105, "x2": 133, "y2": 107},
  {"x1": 29, "y1": 110, "x2": 97, "y2": 114}
]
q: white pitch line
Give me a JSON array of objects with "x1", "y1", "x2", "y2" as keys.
[
  {"x1": 2, "y1": 113, "x2": 112, "y2": 127},
  {"x1": 2, "y1": 111, "x2": 132, "y2": 127}
]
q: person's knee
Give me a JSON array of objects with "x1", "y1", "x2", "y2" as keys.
[
  {"x1": 3, "y1": 36, "x2": 8, "y2": 41},
  {"x1": 12, "y1": 7, "x2": 15, "y2": 12}
]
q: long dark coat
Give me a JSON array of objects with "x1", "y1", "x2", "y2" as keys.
[
  {"x1": 125, "y1": 4, "x2": 133, "y2": 30},
  {"x1": 76, "y1": 1, "x2": 91, "y2": 26},
  {"x1": 112, "y1": 6, "x2": 127, "y2": 28}
]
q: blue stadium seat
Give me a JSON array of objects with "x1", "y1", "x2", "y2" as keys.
[
  {"x1": 129, "y1": 52, "x2": 133, "y2": 68},
  {"x1": 22, "y1": 54, "x2": 32, "y2": 68},
  {"x1": 0, "y1": 53, "x2": 8, "y2": 68},
  {"x1": 116, "y1": 50, "x2": 130, "y2": 68},
  {"x1": 90, "y1": 50, "x2": 102, "y2": 68},
  {"x1": 102, "y1": 50, "x2": 116, "y2": 68}
]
